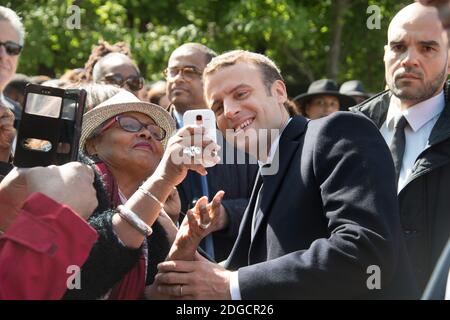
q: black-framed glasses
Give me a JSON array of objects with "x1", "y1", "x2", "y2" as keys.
[
  {"x1": 163, "y1": 66, "x2": 202, "y2": 81},
  {"x1": 0, "y1": 41, "x2": 22, "y2": 56},
  {"x1": 101, "y1": 73, "x2": 144, "y2": 91},
  {"x1": 101, "y1": 115, "x2": 166, "y2": 141}
]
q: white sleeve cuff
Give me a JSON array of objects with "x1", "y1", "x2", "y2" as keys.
[
  {"x1": 229, "y1": 270, "x2": 242, "y2": 300},
  {"x1": 445, "y1": 268, "x2": 450, "y2": 300}
]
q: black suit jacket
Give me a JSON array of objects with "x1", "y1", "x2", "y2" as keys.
[
  {"x1": 172, "y1": 109, "x2": 259, "y2": 262},
  {"x1": 422, "y1": 237, "x2": 450, "y2": 299},
  {"x1": 225, "y1": 113, "x2": 418, "y2": 299}
]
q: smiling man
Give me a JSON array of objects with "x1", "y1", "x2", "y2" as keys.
[
  {"x1": 0, "y1": 6, "x2": 24, "y2": 123},
  {"x1": 164, "y1": 43, "x2": 258, "y2": 262},
  {"x1": 351, "y1": 3, "x2": 450, "y2": 294},
  {"x1": 155, "y1": 50, "x2": 417, "y2": 299}
]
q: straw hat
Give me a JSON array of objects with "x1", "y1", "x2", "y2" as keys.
[{"x1": 80, "y1": 90, "x2": 176, "y2": 151}]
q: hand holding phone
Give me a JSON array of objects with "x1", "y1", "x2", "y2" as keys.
[{"x1": 183, "y1": 109, "x2": 218, "y2": 168}]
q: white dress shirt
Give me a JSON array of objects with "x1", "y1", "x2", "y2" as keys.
[
  {"x1": 229, "y1": 118, "x2": 292, "y2": 300},
  {"x1": 173, "y1": 108, "x2": 184, "y2": 128},
  {"x1": 445, "y1": 269, "x2": 450, "y2": 300},
  {"x1": 0, "y1": 92, "x2": 14, "y2": 110},
  {"x1": 380, "y1": 91, "x2": 444, "y2": 192}
]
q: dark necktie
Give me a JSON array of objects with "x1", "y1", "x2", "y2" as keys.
[
  {"x1": 251, "y1": 170, "x2": 267, "y2": 239},
  {"x1": 389, "y1": 115, "x2": 408, "y2": 183}
]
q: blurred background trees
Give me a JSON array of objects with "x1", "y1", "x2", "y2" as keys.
[{"x1": 1, "y1": 0, "x2": 411, "y2": 97}]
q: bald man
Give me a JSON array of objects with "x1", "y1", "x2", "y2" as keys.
[
  {"x1": 351, "y1": 3, "x2": 450, "y2": 293},
  {"x1": 93, "y1": 52, "x2": 144, "y2": 97}
]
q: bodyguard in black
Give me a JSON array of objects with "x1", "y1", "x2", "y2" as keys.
[
  {"x1": 155, "y1": 50, "x2": 417, "y2": 299},
  {"x1": 351, "y1": 3, "x2": 450, "y2": 293},
  {"x1": 165, "y1": 43, "x2": 258, "y2": 262}
]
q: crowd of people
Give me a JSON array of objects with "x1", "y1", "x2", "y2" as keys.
[{"x1": 1, "y1": 0, "x2": 450, "y2": 300}]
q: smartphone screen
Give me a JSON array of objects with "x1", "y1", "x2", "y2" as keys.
[
  {"x1": 25, "y1": 92, "x2": 62, "y2": 118},
  {"x1": 13, "y1": 85, "x2": 85, "y2": 168},
  {"x1": 183, "y1": 109, "x2": 217, "y2": 145},
  {"x1": 183, "y1": 109, "x2": 218, "y2": 167}
]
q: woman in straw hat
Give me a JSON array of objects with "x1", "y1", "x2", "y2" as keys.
[{"x1": 64, "y1": 88, "x2": 224, "y2": 299}]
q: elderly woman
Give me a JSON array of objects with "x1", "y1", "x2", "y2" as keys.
[{"x1": 64, "y1": 88, "x2": 223, "y2": 299}]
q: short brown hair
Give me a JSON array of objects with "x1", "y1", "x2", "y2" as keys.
[{"x1": 204, "y1": 50, "x2": 284, "y2": 95}]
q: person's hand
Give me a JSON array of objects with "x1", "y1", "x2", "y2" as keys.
[
  {"x1": 208, "y1": 203, "x2": 230, "y2": 233},
  {"x1": 163, "y1": 187, "x2": 181, "y2": 224},
  {"x1": 156, "y1": 210, "x2": 178, "y2": 244},
  {"x1": 153, "y1": 126, "x2": 221, "y2": 187},
  {"x1": 26, "y1": 162, "x2": 98, "y2": 220},
  {"x1": 0, "y1": 168, "x2": 28, "y2": 230},
  {"x1": 0, "y1": 105, "x2": 16, "y2": 161},
  {"x1": 155, "y1": 254, "x2": 232, "y2": 300},
  {"x1": 143, "y1": 283, "x2": 177, "y2": 300},
  {"x1": 0, "y1": 162, "x2": 98, "y2": 231},
  {"x1": 167, "y1": 190, "x2": 225, "y2": 261}
]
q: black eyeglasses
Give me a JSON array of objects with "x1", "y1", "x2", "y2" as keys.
[
  {"x1": 101, "y1": 73, "x2": 144, "y2": 91},
  {"x1": 101, "y1": 115, "x2": 166, "y2": 141},
  {"x1": 0, "y1": 41, "x2": 22, "y2": 56},
  {"x1": 163, "y1": 66, "x2": 202, "y2": 81}
]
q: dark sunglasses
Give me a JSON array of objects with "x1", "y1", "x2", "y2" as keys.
[
  {"x1": 163, "y1": 66, "x2": 202, "y2": 81},
  {"x1": 101, "y1": 73, "x2": 144, "y2": 91},
  {"x1": 101, "y1": 115, "x2": 166, "y2": 141},
  {"x1": 0, "y1": 41, "x2": 22, "y2": 56}
]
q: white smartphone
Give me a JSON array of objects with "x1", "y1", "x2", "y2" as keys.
[
  {"x1": 183, "y1": 109, "x2": 218, "y2": 167},
  {"x1": 183, "y1": 109, "x2": 217, "y2": 145}
]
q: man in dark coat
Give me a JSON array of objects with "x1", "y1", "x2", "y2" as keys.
[
  {"x1": 351, "y1": 3, "x2": 450, "y2": 294},
  {"x1": 154, "y1": 50, "x2": 416, "y2": 299},
  {"x1": 165, "y1": 43, "x2": 258, "y2": 262}
]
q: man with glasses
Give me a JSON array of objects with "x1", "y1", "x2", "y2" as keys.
[
  {"x1": 92, "y1": 52, "x2": 144, "y2": 98},
  {"x1": 0, "y1": 6, "x2": 24, "y2": 124},
  {"x1": 165, "y1": 43, "x2": 258, "y2": 262}
]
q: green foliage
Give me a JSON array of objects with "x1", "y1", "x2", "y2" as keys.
[{"x1": 1, "y1": 0, "x2": 411, "y2": 96}]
